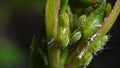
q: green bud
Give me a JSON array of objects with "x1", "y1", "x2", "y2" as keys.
[
  {"x1": 81, "y1": 0, "x2": 106, "y2": 38},
  {"x1": 58, "y1": 12, "x2": 70, "y2": 48}
]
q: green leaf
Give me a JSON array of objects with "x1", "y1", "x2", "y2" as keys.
[{"x1": 58, "y1": 12, "x2": 70, "y2": 48}]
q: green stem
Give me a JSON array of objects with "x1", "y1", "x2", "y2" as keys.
[
  {"x1": 60, "y1": 47, "x2": 69, "y2": 68},
  {"x1": 65, "y1": 0, "x2": 120, "y2": 68},
  {"x1": 45, "y1": 0, "x2": 60, "y2": 40},
  {"x1": 45, "y1": 0, "x2": 61, "y2": 68},
  {"x1": 48, "y1": 44, "x2": 61, "y2": 68}
]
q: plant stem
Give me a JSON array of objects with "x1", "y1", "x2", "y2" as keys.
[
  {"x1": 48, "y1": 44, "x2": 61, "y2": 68},
  {"x1": 45, "y1": 0, "x2": 61, "y2": 68},
  {"x1": 45, "y1": 0, "x2": 60, "y2": 40}
]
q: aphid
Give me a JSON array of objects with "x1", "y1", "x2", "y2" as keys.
[
  {"x1": 70, "y1": 31, "x2": 82, "y2": 44},
  {"x1": 78, "y1": 15, "x2": 87, "y2": 25}
]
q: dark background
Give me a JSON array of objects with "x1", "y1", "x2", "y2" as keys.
[{"x1": 0, "y1": 0, "x2": 120, "y2": 68}]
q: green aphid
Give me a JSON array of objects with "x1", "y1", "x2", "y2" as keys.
[
  {"x1": 70, "y1": 15, "x2": 87, "y2": 32},
  {"x1": 70, "y1": 15, "x2": 86, "y2": 32},
  {"x1": 78, "y1": 15, "x2": 87, "y2": 25},
  {"x1": 70, "y1": 31, "x2": 82, "y2": 44},
  {"x1": 105, "y1": 3, "x2": 112, "y2": 16},
  {"x1": 58, "y1": 12, "x2": 70, "y2": 48}
]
